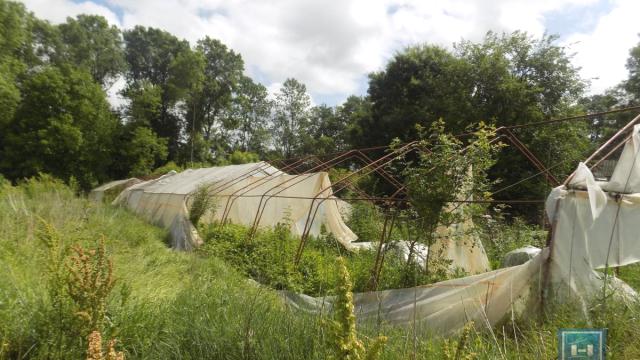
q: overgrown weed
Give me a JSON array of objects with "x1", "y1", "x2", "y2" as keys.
[{"x1": 3, "y1": 179, "x2": 640, "y2": 359}]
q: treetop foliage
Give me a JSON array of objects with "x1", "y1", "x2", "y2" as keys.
[{"x1": 1, "y1": 0, "x2": 639, "y2": 217}]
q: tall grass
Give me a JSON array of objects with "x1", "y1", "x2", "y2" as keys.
[
  {"x1": 473, "y1": 206, "x2": 547, "y2": 270},
  {"x1": 198, "y1": 205, "x2": 458, "y2": 297},
  {"x1": 2, "y1": 177, "x2": 640, "y2": 359},
  {"x1": 198, "y1": 221, "x2": 428, "y2": 296}
]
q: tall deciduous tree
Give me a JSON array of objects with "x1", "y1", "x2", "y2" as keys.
[
  {"x1": 357, "y1": 45, "x2": 472, "y2": 148},
  {"x1": 456, "y1": 31, "x2": 584, "y2": 125},
  {"x1": 124, "y1": 80, "x2": 163, "y2": 128},
  {"x1": 578, "y1": 90, "x2": 627, "y2": 142},
  {"x1": 357, "y1": 32, "x2": 585, "y2": 147},
  {"x1": 232, "y1": 76, "x2": 271, "y2": 155},
  {"x1": 0, "y1": 1, "x2": 48, "y2": 130},
  {"x1": 578, "y1": 36, "x2": 640, "y2": 159},
  {"x1": 303, "y1": 104, "x2": 350, "y2": 155},
  {"x1": 625, "y1": 37, "x2": 640, "y2": 101},
  {"x1": 186, "y1": 37, "x2": 244, "y2": 145},
  {"x1": 119, "y1": 126, "x2": 168, "y2": 177},
  {"x1": 0, "y1": 65, "x2": 117, "y2": 188},
  {"x1": 272, "y1": 78, "x2": 311, "y2": 158},
  {"x1": 458, "y1": 32, "x2": 588, "y2": 216},
  {"x1": 123, "y1": 26, "x2": 200, "y2": 157},
  {"x1": 339, "y1": 95, "x2": 373, "y2": 149},
  {"x1": 58, "y1": 15, "x2": 126, "y2": 88},
  {"x1": 351, "y1": 32, "x2": 588, "y2": 219},
  {"x1": 0, "y1": 61, "x2": 20, "y2": 130}
]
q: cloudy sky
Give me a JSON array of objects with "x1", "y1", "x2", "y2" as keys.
[{"x1": 19, "y1": 0, "x2": 640, "y2": 105}]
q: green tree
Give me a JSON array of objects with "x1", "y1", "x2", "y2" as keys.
[
  {"x1": 0, "y1": 61, "x2": 20, "y2": 129},
  {"x1": 339, "y1": 95, "x2": 373, "y2": 150},
  {"x1": 357, "y1": 32, "x2": 585, "y2": 146},
  {"x1": 0, "y1": 1, "x2": 33, "y2": 131},
  {"x1": 0, "y1": 1, "x2": 278, "y2": 185},
  {"x1": 624, "y1": 36, "x2": 640, "y2": 101},
  {"x1": 0, "y1": 0, "x2": 31, "y2": 57},
  {"x1": 401, "y1": 122, "x2": 500, "y2": 279},
  {"x1": 231, "y1": 76, "x2": 272, "y2": 155},
  {"x1": 584, "y1": 35, "x2": 640, "y2": 146},
  {"x1": 458, "y1": 32, "x2": 588, "y2": 216},
  {"x1": 176, "y1": 132, "x2": 213, "y2": 166},
  {"x1": 272, "y1": 78, "x2": 311, "y2": 158},
  {"x1": 356, "y1": 45, "x2": 471, "y2": 148},
  {"x1": 352, "y1": 32, "x2": 588, "y2": 219},
  {"x1": 184, "y1": 36, "x2": 244, "y2": 157},
  {"x1": 124, "y1": 80, "x2": 162, "y2": 128},
  {"x1": 301, "y1": 104, "x2": 350, "y2": 155},
  {"x1": 28, "y1": 17, "x2": 64, "y2": 67},
  {"x1": 0, "y1": 65, "x2": 117, "y2": 188},
  {"x1": 123, "y1": 26, "x2": 200, "y2": 157},
  {"x1": 120, "y1": 126, "x2": 168, "y2": 177},
  {"x1": 578, "y1": 90, "x2": 627, "y2": 142},
  {"x1": 0, "y1": 1, "x2": 68, "y2": 68},
  {"x1": 58, "y1": 14, "x2": 126, "y2": 87}
]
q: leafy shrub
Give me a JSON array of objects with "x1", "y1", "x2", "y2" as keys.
[
  {"x1": 213, "y1": 150, "x2": 261, "y2": 166},
  {"x1": 199, "y1": 221, "x2": 442, "y2": 296},
  {"x1": 19, "y1": 172, "x2": 70, "y2": 198},
  {"x1": 101, "y1": 181, "x2": 135, "y2": 204},
  {"x1": 0, "y1": 174, "x2": 9, "y2": 187},
  {"x1": 346, "y1": 202, "x2": 384, "y2": 242},
  {"x1": 188, "y1": 185, "x2": 218, "y2": 227},
  {"x1": 150, "y1": 161, "x2": 214, "y2": 178},
  {"x1": 228, "y1": 150, "x2": 260, "y2": 165},
  {"x1": 199, "y1": 223, "x2": 306, "y2": 291},
  {"x1": 476, "y1": 206, "x2": 546, "y2": 269},
  {"x1": 150, "y1": 161, "x2": 183, "y2": 176}
]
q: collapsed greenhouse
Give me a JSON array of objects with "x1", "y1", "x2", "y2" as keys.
[
  {"x1": 109, "y1": 163, "x2": 359, "y2": 250},
  {"x1": 94, "y1": 149, "x2": 493, "y2": 274},
  {"x1": 92, "y1": 112, "x2": 640, "y2": 334}
]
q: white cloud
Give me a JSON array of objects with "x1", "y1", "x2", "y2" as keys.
[
  {"x1": 19, "y1": 0, "x2": 636, "y2": 104},
  {"x1": 563, "y1": 0, "x2": 640, "y2": 94},
  {"x1": 21, "y1": 0, "x2": 120, "y2": 26}
]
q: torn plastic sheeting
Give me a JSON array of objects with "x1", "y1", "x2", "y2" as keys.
[
  {"x1": 549, "y1": 190, "x2": 640, "y2": 296},
  {"x1": 602, "y1": 124, "x2": 640, "y2": 193},
  {"x1": 546, "y1": 128, "x2": 640, "y2": 300},
  {"x1": 546, "y1": 162, "x2": 607, "y2": 222},
  {"x1": 283, "y1": 248, "x2": 548, "y2": 334},
  {"x1": 284, "y1": 129, "x2": 640, "y2": 335}
]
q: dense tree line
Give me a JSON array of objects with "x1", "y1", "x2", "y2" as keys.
[
  {"x1": 0, "y1": 2, "x2": 308, "y2": 188},
  {"x1": 1, "y1": 0, "x2": 640, "y2": 211}
]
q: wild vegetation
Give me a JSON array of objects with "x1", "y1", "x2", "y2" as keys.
[
  {"x1": 4, "y1": 0, "x2": 640, "y2": 358},
  {"x1": 195, "y1": 123, "x2": 503, "y2": 296},
  {"x1": 199, "y1": 220, "x2": 422, "y2": 296},
  {"x1": 3, "y1": 176, "x2": 640, "y2": 359},
  {"x1": 2, "y1": 0, "x2": 640, "y2": 216}
]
